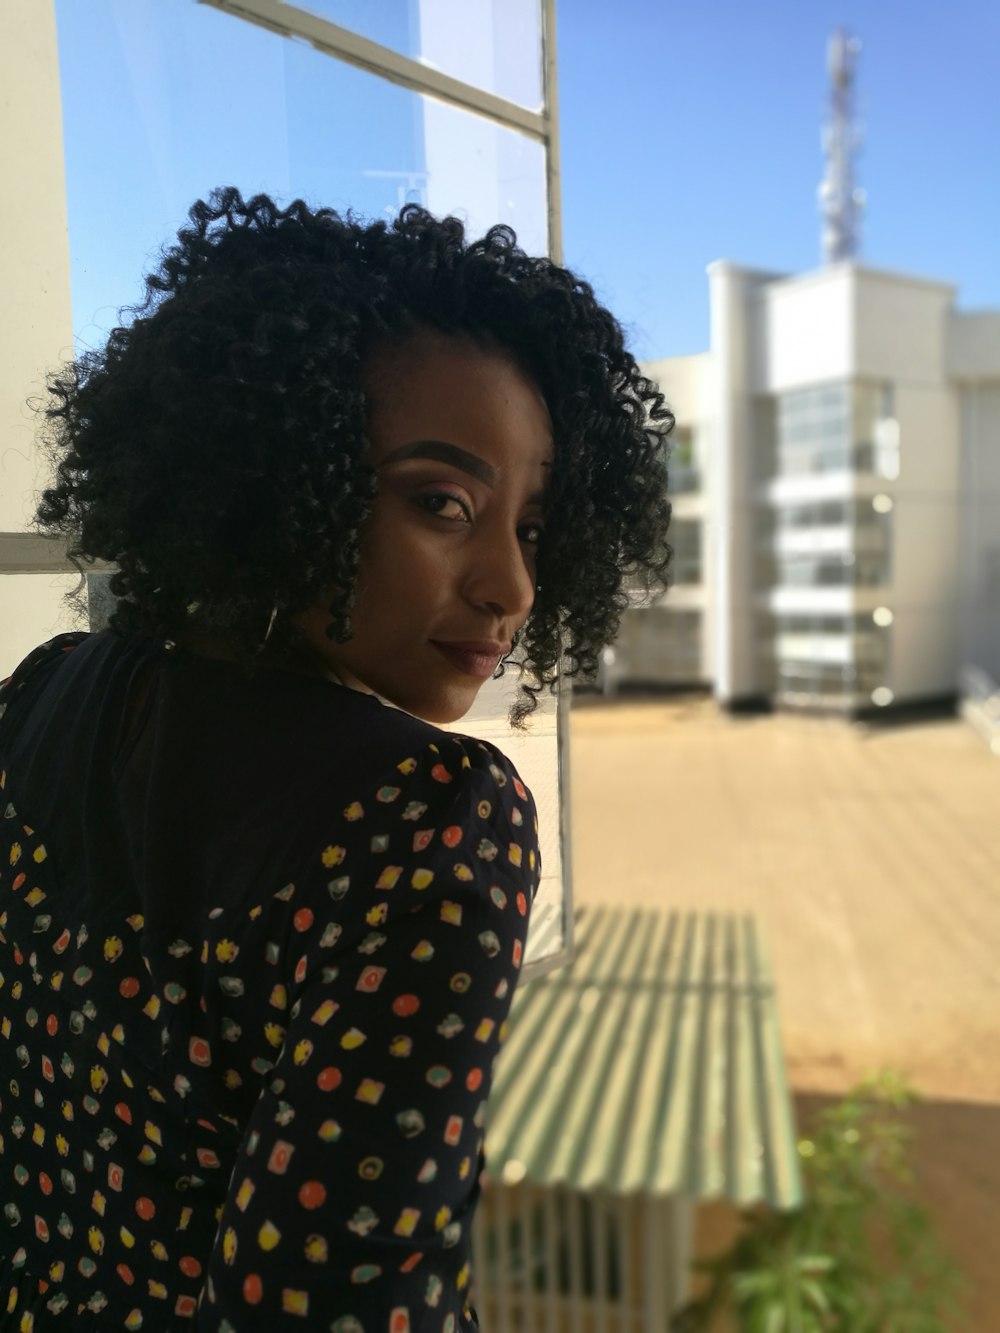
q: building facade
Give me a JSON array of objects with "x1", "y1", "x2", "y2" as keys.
[{"x1": 630, "y1": 261, "x2": 1000, "y2": 717}]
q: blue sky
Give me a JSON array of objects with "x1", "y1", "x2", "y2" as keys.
[
  {"x1": 558, "y1": 0, "x2": 1000, "y2": 357},
  {"x1": 56, "y1": 1, "x2": 998, "y2": 363}
]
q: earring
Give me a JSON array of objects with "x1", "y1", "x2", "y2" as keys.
[{"x1": 257, "y1": 602, "x2": 279, "y2": 655}]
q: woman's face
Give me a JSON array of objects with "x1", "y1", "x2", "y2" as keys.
[{"x1": 294, "y1": 333, "x2": 554, "y2": 722}]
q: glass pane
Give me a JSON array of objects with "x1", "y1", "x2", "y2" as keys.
[
  {"x1": 423, "y1": 101, "x2": 547, "y2": 256},
  {"x1": 55, "y1": 0, "x2": 547, "y2": 345},
  {"x1": 278, "y1": 0, "x2": 544, "y2": 109}
]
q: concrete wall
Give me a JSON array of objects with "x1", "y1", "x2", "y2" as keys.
[
  {"x1": 947, "y1": 311, "x2": 1000, "y2": 382},
  {"x1": 958, "y1": 384, "x2": 1000, "y2": 678},
  {"x1": 853, "y1": 269, "x2": 954, "y2": 386},
  {"x1": 640, "y1": 352, "x2": 714, "y2": 677},
  {"x1": 851, "y1": 272, "x2": 961, "y2": 702},
  {"x1": 753, "y1": 265, "x2": 852, "y2": 394},
  {"x1": 0, "y1": 0, "x2": 77, "y2": 674},
  {"x1": 708, "y1": 263, "x2": 774, "y2": 702}
]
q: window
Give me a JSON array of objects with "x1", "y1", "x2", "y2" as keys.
[
  {"x1": 670, "y1": 424, "x2": 701, "y2": 494},
  {"x1": 763, "y1": 381, "x2": 899, "y2": 479},
  {"x1": 670, "y1": 519, "x2": 702, "y2": 585}
]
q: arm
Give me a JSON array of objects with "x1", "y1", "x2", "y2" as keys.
[{"x1": 197, "y1": 736, "x2": 538, "y2": 1330}]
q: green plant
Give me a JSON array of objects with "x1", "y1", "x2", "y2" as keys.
[{"x1": 672, "y1": 1070, "x2": 965, "y2": 1332}]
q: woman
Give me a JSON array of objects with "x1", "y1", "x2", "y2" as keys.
[{"x1": 0, "y1": 189, "x2": 672, "y2": 1330}]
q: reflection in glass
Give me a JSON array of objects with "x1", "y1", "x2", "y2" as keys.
[
  {"x1": 277, "y1": 0, "x2": 544, "y2": 109},
  {"x1": 55, "y1": 0, "x2": 548, "y2": 348}
]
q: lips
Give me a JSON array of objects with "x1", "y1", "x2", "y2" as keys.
[{"x1": 431, "y1": 640, "x2": 510, "y2": 679}]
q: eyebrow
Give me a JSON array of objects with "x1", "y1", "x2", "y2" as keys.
[{"x1": 377, "y1": 440, "x2": 499, "y2": 486}]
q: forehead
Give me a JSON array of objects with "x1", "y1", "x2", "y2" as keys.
[{"x1": 363, "y1": 333, "x2": 553, "y2": 469}]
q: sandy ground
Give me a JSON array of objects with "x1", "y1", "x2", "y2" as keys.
[{"x1": 568, "y1": 696, "x2": 1000, "y2": 1328}]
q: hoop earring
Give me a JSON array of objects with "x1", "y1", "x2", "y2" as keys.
[
  {"x1": 494, "y1": 629, "x2": 522, "y2": 678},
  {"x1": 257, "y1": 602, "x2": 279, "y2": 656}
]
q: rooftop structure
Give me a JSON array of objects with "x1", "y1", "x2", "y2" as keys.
[{"x1": 819, "y1": 28, "x2": 864, "y2": 264}]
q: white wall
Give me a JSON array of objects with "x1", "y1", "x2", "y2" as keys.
[
  {"x1": 642, "y1": 352, "x2": 710, "y2": 419},
  {"x1": 854, "y1": 269, "x2": 953, "y2": 386},
  {"x1": 1, "y1": 0, "x2": 73, "y2": 529},
  {"x1": 0, "y1": 0, "x2": 76, "y2": 672},
  {"x1": 0, "y1": 574, "x2": 83, "y2": 677},
  {"x1": 753, "y1": 265, "x2": 853, "y2": 394},
  {"x1": 708, "y1": 263, "x2": 769, "y2": 701},
  {"x1": 888, "y1": 382, "x2": 960, "y2": 699},
  {"x1": 958, "y1": 384, "x2": 1000, "y2": 678},
  {"x1": 639, "y1": 352, "x2": 714, "y2": 680},
  {"x1": 852, "y1": 272, "x2": 960, "y2": 702},
  {"x1": 948, "y1": 312, "x2": 1000, "y2": 381},
  {"x1": 890, "y1": 603, "x2": 960, "y2": 700}
]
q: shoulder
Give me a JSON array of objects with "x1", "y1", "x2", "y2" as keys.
[
  {"x1": 295, "y1": 726, "x2": 538, "y2": 937},
  {"x1": 323, "y1": 726, "x2": 537, "y2": 875}
]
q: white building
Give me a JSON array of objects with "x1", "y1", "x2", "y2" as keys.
[{"x1": 630, "y1": 260, "x2": 1000, "y2": 717}]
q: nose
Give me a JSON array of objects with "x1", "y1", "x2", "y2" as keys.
[{"x1": 465, "y1": 525, "x2": 536, "y2": 624}]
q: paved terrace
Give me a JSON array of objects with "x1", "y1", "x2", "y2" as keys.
[{"x1": 570, "y1": 696, "x2": 1000, "y2": 1103}]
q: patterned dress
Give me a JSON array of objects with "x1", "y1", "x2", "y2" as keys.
[{"x1": 0, "y1": 632, "x2": 538, "y2": 1330}]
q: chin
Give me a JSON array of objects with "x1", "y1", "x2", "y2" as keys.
[{"x1": 387, "y1": 686, "x2": 479, "y2": 726}]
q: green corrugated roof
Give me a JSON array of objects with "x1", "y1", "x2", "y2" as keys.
[{"x1": 486, "y1": 906, "x2": 803, "y2": 1208}]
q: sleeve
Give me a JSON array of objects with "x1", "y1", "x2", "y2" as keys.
[{"x1": 196, "y1": 735, "x2": 539, "y2": 1332}]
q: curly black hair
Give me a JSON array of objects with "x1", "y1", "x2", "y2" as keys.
[{"x1": 37, "y1": 187, "x2": 672, "y2": 722}]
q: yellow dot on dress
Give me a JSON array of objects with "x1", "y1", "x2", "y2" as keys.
[
  {"x1": 305, "y1": 1234, "x2": 328, "y2": 1263},
  {"x1": 394, "y1": 1208, "x2": 421, "y2": 1237},
  {"x1": 282, "y1": 1289, "x2": 309, "y2": 1316},
  {"x1": 258, "y1": 1220, "x2": 281, "y2": 1251},
  {"x1": 356, "y1": 1079, "x2": 384, "y2": 1105},
  {"x1": 311, "y1": 999, "x2": 338, "y2": 1026}
]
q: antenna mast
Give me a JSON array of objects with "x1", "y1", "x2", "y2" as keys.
[{"x1": 819, "y1": 28, "x2": 864, "y2": 263}]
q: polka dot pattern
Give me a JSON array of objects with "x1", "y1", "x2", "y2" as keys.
[{"x1": 0, "y1": 637, "x2": 539, "y2": 1329}]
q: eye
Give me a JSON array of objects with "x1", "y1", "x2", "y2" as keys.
[
  {"x1": 518, "y1": 520, "x2": 545, "y2": 546},
  {"x1": 415, "y1": 491, "x2": 472, "y2": 523}
]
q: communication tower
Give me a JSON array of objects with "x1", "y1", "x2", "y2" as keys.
[{"x1": 819, "y1": 28, "x2": 865, "y2": 263}]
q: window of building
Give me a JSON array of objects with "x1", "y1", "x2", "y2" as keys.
[
  {"x1": 765, "y1": 381, "x2": 899, "y2": 479},
  {"x1": 670, "y1": 518, "x2": 702, "y2": 585},
  {"x1": 670, "y1": 423, "x2": 702, "y2": 494},
  {"x1": 612, "y1": 607, "x2": 703, "y2": 683},
  {"x1": 765, "y1": 611, "x2": 891, "y2": 706}
]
